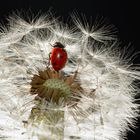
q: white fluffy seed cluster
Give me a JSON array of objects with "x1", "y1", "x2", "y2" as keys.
[{"x1": 0, "y1": 12, "x2": 139, "y2": 140}]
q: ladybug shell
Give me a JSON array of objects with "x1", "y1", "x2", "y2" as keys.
[{"x1": 50, "y1": 47, "x2": 67, "y2": 71}]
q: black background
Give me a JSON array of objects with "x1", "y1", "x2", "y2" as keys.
[{"x1": 0, "y1": 0, "x2": 139, "y2": 139}]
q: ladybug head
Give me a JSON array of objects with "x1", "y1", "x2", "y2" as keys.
[{"x1": 53, "y1": 42, "x2": 65, "y2": 48}]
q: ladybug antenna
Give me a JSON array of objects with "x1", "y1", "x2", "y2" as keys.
[{"x1": 49, "y1": 43, "x2": 53, "y2": 47}]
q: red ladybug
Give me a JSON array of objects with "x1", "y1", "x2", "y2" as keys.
[{"x1": 49, "y1": 42, "x2": 68, "y2": 71}]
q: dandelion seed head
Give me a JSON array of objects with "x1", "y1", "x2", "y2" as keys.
[{"x1": 0, "y1": 12, "x2": 139, "y2": 140}]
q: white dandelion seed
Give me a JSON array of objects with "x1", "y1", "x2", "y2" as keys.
[{"x1": 0, "y1": 12, "x2": 139, "y2": 140}]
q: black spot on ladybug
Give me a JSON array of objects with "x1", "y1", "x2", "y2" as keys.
[{"x1": 53, "y1": 62, "x2": 57, "y2": 65}]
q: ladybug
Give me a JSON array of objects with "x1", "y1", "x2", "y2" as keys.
[{"x1": 49, "y1": 42, "x2": 68, "y2": 71}]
